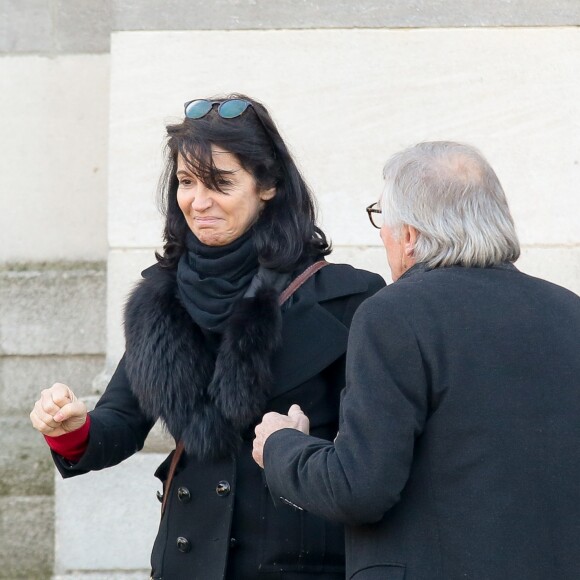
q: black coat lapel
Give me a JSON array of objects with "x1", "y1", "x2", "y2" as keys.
[
  {"x1": 269, "y1": 265, "x2": 372, "y2": 398},
  {"x1": 271, "y1": 300, "x2": 349, "y2": 397}
]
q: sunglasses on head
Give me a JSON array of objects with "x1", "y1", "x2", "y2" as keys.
[{"x1": 184, "y1": 98, "x2": 253, "y2": 120}]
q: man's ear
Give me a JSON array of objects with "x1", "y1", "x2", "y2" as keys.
[
  {"x1": 259, "y1": 187, "x2": 276, "y2": 201},
  {"x1": 404, "y1": 225, "x2": 419, "y2": 257}
]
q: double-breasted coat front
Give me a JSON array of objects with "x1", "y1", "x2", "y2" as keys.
[{"x1": 51, "y1": 261, "x2": 385, "y2": 580}]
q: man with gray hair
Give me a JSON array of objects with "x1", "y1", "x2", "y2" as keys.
[{"x1": 253, "y1": 142, "x2": 580, "y2": 580}]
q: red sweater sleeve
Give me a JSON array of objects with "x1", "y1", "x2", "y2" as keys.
[{"x1": 44, "y1": 415, "x2": 91, "y2": 462}]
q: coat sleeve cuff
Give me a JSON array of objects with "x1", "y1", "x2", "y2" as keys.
[
  {"x1": 263, "y1": 428, "x2": 311, "y2": 503},
  {"x1": 44, "y1": 414, "x2": 91, "y2": 462}
]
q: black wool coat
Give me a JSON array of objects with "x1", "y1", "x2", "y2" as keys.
[
  {"x1": 264, "y1": 263, "x2": 580, "y2": 580},
  {"x1": 52, "y1": 261, "x2": 385, "y2": 580}
]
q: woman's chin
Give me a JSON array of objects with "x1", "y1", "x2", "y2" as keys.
[{"x1": 193, "y1": 229, "x2": 230, "y2": 247}]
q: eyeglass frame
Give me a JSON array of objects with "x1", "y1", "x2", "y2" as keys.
[{"x1": 366, "y1": 202, "x2": 382, "y2": 229}]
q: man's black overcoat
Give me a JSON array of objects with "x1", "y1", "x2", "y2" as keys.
[
  {"x1": 51, "y1": 262, "x2": 385, "y2": 580},
  {"x1": 264, "y1": 264, "x2": 580, "y2": 580}
]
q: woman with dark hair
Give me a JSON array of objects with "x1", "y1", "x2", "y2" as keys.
[{"x1": 30, "y1": 94, "x2": 385, "y2": 580}]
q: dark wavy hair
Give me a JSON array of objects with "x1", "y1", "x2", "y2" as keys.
[{"x1": 156, "y1": 93, "x2": 331, "y2": 271}]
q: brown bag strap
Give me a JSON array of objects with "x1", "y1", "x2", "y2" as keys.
[
  {"x1": 161, "y1": 440, "x2": 185, "y2": 516},
  {"x1": 160, "y1": 259, "x2": 328, "y2": 516},
  {"x1": 278, "y1": 260, "x2": 328, "y2": 306}
]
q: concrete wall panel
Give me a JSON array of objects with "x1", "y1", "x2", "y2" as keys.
[
  {"x1": 53, "y1": 0, "x2": 112, "y2": 53},
  {"x1": 0, "y1": 0, "x2": 53, "y2": 53},
  {"x1": 113, "y1": 0, "x2": 580, "y2": 30},
  {"x1": 54, "y1": 452, "x2": 164, "y2": 575},
  {"x1": 0, "y1": 0, "x2": 112, "y2": 54},
  {"x1": 0, "y1": 355, "x2": 104, "y2": 414},
  {"x1": 105, "y1": 249, "x2": 157, "y2": 365},
  {"x1": 0, "y1": 417, "x2": 54, "y2": 496},
  {"x1": 0, "y1": 262, "x2": 106, "y2": 578},
  {"x1": 330, "y1": 245, "x2": 387, "y2": 278},
  {"x1": 0, "y1": 55, "x2": 109, "y2": 263},
  {"x1": 0, "y1": 265, "x2": 106, "y2": 355},
  {"x1": 3, "y1": 1, "x2": 580, "y2": 55},
  {"x1": 517, "y1": 246, "x2": 580, "y2": 297},
  {"x1": 107, "y1": 28, "x2": 579, "y2": 251},
  {"x1": 54, "y1": 574, "x2": 147, "y2": 580},
  {"x1": 0, "y1": 496, "x2": 54, "y2": 579}
]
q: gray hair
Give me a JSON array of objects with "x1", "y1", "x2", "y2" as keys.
[{"x1": 380, "y1": 141, "x2": 520, "y2": 268}]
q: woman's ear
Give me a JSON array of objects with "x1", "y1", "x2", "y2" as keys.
[{"x1": 259, "y1": 187, "x2": 276, "y2": 202}]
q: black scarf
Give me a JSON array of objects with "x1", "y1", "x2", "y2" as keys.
[{"x1": 176, "y1": 230, "x2": 259, "y2": 332}]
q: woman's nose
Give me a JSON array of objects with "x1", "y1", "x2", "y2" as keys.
[{"x1": 191, "y1": 185, "x2": 213, "y2": 211}]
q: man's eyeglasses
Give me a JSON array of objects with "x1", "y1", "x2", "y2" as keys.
[
  {"x1": 366, "y1": 202, "x2": 382, "y2": 229},
  {"x1": 184, "y1": 98, "x2": 253, "y2": 120}
]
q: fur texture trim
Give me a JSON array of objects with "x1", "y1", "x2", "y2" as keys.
[{"x1": 124, "y1": 267, "x2": 282, "y2": 461}]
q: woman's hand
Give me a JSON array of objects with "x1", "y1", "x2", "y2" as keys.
[{"x1": 30, "y1": 383, "x2": 87, "y2": 437}]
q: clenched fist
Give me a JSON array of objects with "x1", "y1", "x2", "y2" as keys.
[{"x1": 30, "y1": 383, "x2": 87, "y2": 437}]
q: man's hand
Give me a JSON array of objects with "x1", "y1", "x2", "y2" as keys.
[
  {"x1": 30, "y1": 383, "x2": 87, "y2": 437},
  {"x1": 252, "y1": 404, "x2": 310, "y2": 468}
]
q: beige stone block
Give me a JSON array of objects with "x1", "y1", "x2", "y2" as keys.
[
  {"x1": 55, "y1": 452, "x2": 165, "y2": 574},
  {"x1": 0, "y1": 355, "x2": 104, "y2": 414},
  {"x1": 53, "y1": 0, "x2": 112, "y2": 54},
  {"x1": 0, "y1": 265, "x2": 106, "y2": 356},
  {"x1": 107, "y1": 28, "x2": 579, "y2": 254},
  {"x1": 53, "y1": 574, "x2": 149, "y2": 580},
  {"x1": 105, "y1": 249, "x2": 158, "y2": 364},
  {"x1": 0, "y1": 55, "x2": 109, "y2": 264},
  {"x1": 0, "y1": 417, "x2": 54, "y2": 496},
  {"x1": 0, "y1": 496, "x2": 54, "y2": 579},
  {"x1": 516, "y1": 246, "x2": 580, "y2": 296},
  {"x1": 113, "y1": 0, "x2": 580, "y2": 30}
]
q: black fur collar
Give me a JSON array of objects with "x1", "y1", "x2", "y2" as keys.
[{"x1": 123, "y1": 266, "x2": 282, "y2": 461}]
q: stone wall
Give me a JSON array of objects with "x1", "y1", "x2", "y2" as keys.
[
  {"x1": 1, "y1": 1, "x2": 110, "y2": 577},
  {"x1": 0, "y1": 264, "x2": 106, "y2": 579},
  {"x1": 1, "y1": 1, "x2": 579, "y2": 578}
]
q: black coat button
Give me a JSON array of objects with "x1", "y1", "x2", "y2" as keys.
[
  {"x1": 216, "y1": 480, "x2": 231, "y2": 496},
  {"x1": 176, "y1": 537, "x2": 191, "y2": 553},
  {"x1": 156, "y1": 490, "x2": 163, "y2": 503},
  {"x1": 177, "y1": 486, "x2": 191, "y2": 503},
  {"x1": 229, "y1": 537, "x2": 238, "y2": 549}
]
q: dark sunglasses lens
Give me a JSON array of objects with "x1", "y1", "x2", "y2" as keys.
[
  {"x1": 185, "y1": 100, "x2": 213, "y2": 119},
  {"x1": 218, "y1": 99, "x2": 250, "y2": 119}
]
